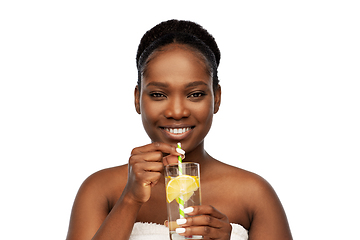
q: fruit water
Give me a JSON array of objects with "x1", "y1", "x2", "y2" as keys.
[
  {"x1": 166, "y1": 178, "x2": 202, "y2": 239},
  {"x1": 165, "y1": 163, "x2": 202, "y2": 240}
]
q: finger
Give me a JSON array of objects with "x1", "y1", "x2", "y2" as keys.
[
  {"x1": 163, "y1": 154, "x2": 185, "y2": 165},
  {"x1": 128, "y1": 161, "x2": 163, "y2": 190},
  {"x1": 184, "y1": 205, "x2": 226, "y2": 220},
  {"x1": 142, "y1": 171, "x2": 162, "y2": 186},
  {"x1": 176, "y1": 225, "x2": 222, "y2": 239},
  {"x1": 177, "y1": 215, "x2": 223, "y2": 229},
  {"x1": 131, "y1": 142, "x2": 183, "y2": 156},
  {"x1": 129, "y1": 151, "x2": 165, "y2": 165},
  {"x1": 134, "y1": 162, "x2": 164, "y2": 172},
  {"x1": 141, "y1": 151, "x2": 164, "y2": 162}
]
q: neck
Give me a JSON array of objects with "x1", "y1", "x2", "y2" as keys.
[
  {"x1": 182, "y1": 140, "x2": 218, "y2": 180},
  {"x1": 183, "y1": 140, "x2": 212, "y2": 166}
]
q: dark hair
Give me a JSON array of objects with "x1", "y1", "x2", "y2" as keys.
[{"x1": 136, "y1": 20, "x2": 221, "y2": 90}]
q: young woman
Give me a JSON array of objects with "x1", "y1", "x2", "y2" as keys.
[{"x1": 66, "y1": 19, "x2": 292, "y2": 240}]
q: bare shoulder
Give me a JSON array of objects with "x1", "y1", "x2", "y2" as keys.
[
  {"x1": 230, "y1": 165, "x2": 275, "y2": 198},
  {"x1": 78, "y1": 164, "x2": 129, "y2": 204},
  {"x1": 205, "y1": 160, "x2": 292, "y2": 239},
  {"x1": 214, "y1": 162, "x2": 283, "y2": 213},
  {"x1": 209, "y1": 161, "x2": 271, "y2": 195},
  {"x1": 71, "y1": 164, "x2": 129, "y2": 210},
  {"x1": 66, "y1": 165, "x2": 129, "y2": 240},
  {"x1": 82, "y1": 164, "x2": 128, "y2": 189},
  {"x1": 220, "y1": 163, "x2": 292, "y2": 239}
]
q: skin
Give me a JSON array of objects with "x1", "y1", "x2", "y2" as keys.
[{"x1": 66, "y1": 43, "x2": 292, "y2": 240}]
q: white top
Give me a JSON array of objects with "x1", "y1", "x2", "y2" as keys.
[{"x1": 129, "y1": 222, "x2": 248, "y2": 240}]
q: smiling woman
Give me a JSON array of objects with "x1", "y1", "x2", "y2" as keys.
[{"x1": 66, "y1": 19, "x2": 292, "y2": 240}]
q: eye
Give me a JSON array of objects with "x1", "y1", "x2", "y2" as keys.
[
  {"x1": 149, "y1": 92, "x2": 166, "y2": 99},
  {"x1": 188, "y1": 91, "x2": 206, "y2": 99}
]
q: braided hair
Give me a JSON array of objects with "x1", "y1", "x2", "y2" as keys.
[{"x1": 136, "y1": 19, "x2": 221, "y2": 90}]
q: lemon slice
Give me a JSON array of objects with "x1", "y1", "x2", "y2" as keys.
[
  {"x1": 166, "y1": 175, "x2": 199, "y2": 203},
  {"x1": 176, "y1": 191, "x2": 195, "y2": 204}
]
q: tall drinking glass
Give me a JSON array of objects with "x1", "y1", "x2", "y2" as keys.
[{"x1": 165, "y1": 162, "x2": 202, "y2": 240}]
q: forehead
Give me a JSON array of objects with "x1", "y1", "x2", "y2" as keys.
[{"x1": 142, "y1": 44, "x2": 212, "y2": 88}]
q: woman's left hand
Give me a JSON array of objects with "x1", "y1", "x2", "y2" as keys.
[{"x1": 175, "y1": 205, "x2": 232, "y2": 240}]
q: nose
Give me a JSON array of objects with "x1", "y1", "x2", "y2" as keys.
[{"x1": 163, "y1": 97, "x2": 190, "y2": 120}]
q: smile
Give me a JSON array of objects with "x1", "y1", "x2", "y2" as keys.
[
  {"x1": 162, "y1": 127, "x2": 192, "y2": 134},
  {"x1": 159, "y1": 126, "x2": 195, "y2": 140}
]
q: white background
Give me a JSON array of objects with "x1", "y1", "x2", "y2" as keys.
[{"x1": 1, "y1": 1, "x2": 359, "y2": 239}]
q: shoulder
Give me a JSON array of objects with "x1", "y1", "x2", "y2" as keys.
[
  {"x1": 67, "y1": 165, "x2": 130, "y2": 239},
  {"x1": 232, "y1": 166, "x2": 273, "y2": 195},
  {"x1": 220, "y1": 164, "x2": 292, "y2": 239},
  {"x1": 209, "y1": 161, "x2": 282, "y2": 213},
  {"x1": 210, "y1": 161, "x2": 269, "y2": 190},
  {"x1": 76, "y1": 165, "x2": 129, "y2": 205},
  {"x1": 205, "y1": 161, "x2": 275, "y2": 205},
  {"x1": 219, "y1": 163, "x2": 279, "y2": 206},
  {"x1": 83, "y1": 164, "x2": 128, "y2": 187}
]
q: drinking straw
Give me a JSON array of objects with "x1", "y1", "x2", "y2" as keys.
[
  {"x1": 177, "y1": 142, "x2": 185, "y2": 219},
  {"x1": 177, "y1": 142, "x2": 183, "y2": 173}
]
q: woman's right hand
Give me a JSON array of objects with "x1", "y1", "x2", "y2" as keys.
[{"x1": 124, "y1": 142, "x2": 185, "y2": 204}]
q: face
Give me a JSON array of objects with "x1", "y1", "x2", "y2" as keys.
[{"x1": 135, "y1": 44, "x2": 221, "y2": 153}]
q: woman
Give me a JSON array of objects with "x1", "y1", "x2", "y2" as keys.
[{"x1": 66, "y1": 19, "x2": 292, "y2": 240}]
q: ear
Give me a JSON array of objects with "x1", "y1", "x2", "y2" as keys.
[
  {"x1": 214, "y1": 85, "x2": 221, "y2": 114},
  {"x1": 134, "y1": 86, "x2": 141, "y2": 114}
]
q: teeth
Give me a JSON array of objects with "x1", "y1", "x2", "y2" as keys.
[{"x1": 165, "y1": 127, "x2": 191, "y2": 134}]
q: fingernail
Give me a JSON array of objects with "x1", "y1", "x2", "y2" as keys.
[
  {"x1": 176, "y1": 228, "x2": 186, "y2": 234},
  {"x1": 181, "y1": 154, "x2": 185, "y2": 160},
  {"x1": 184, "y1": 207, "x2": 194, "y2": 214},
  {"x1": 176, "y1": 148, "x2": 185, "y2": 155},
  {"x1": 176, "y1": 218, "x2": 187, "y2": 225}
]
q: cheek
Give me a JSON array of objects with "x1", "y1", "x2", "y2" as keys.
[
  {"x1": 140, "y1": 97, "x2": 157, "y2": 123},
  {"x1": 191, "y1": 98, "x2": 214, "y2": 129},
  {"x1": 199, "y1": 95, "x2": 214, "y2": 117},
  {"x1": 139, "y1": 95, "x2": 165, "y2": 138}
]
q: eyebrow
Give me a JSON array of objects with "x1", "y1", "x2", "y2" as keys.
[
  {"x1": 146, "y1": 82, "x2": 169, "y2": 88},
  {"x1": 185, "y1": 81, "x2": 208, "y2": 88}
]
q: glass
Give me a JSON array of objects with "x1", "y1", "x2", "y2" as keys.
[{"x1": 165, "y1": 162, "x2": 202, "y2": 240}]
